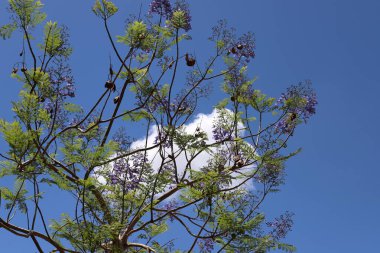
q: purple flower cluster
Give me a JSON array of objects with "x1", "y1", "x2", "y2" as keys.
[
  {"x1": 112, "y1": 128, "x2": 131, "y2": 151},
  {"x1": 48, "y1": 62, "x2": 76, "y2": 99},
  {"x1": 59, "y1": 82, "x2": 75, "y2": 98},
  {"x1": 162, "y1": 199, "x2": 178, "y2": 211},
  {"x1": 149, "y1": 0, "x2": 173, "y2": 18},
  {"x1": 275, "y1": 82, "x2": 317, "y2": 134},
  {"x1": 199, "y1": 238, "x2": 214, "y2": 252},
  {"x1": 266, "y1": 211, "x2": 294, "y2": 240},
  {"x1": 233, "y1": 32, "x2": 256, "y2": 63},
  {"x1": 109, "y1": 152, "x2": 148, "y2": 191},
  {"x1": 212, "y1": 126, "x2": 231, "y2": 142},
  {"x1": 43, "y1": 99, "x2": 67, "y2": 126},
  {"x1": 153, "y1": 130, "x2": 171, "y2": 148},
  {"x1": 43, "y1": 101, "x2": 55, "y2": 114},
  {"x1": 161, "y1": 163, "x2": 177, "y2": 183},
  {"x1": 209, "y1": 19, "x2": 236, "y2": 48},
  {"x1": 162, "y1": 199, "x2": 178, "y2": 221},
  {"x1": 224, "y1": 63, "x2": 250, "y2": 92}
]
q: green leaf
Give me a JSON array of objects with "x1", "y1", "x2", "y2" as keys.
[
  {"x1": 150, "y1": 222, "x2": 168, "y2": 237},
  {"x1": 8, "y1": 0, "x2": 46, "y2": 28},
  {"x1": 0, "y1": 23, "x2": 17, "y2": 39},
  {"x1": 215, "y1": 98, "x2": 230, "y2": 109},
  {"x1": 117, "y1": 21, "x2": 155, "y2": 51},
  {"x1": 92, "y1": 0, "x2": 118, "y2": 19},
  {"x1": 122, "y1": 110, "x2": 151, "y2": 122},
  {"x1": 39, "y1": 21, "x2": 72, "y2": 57}
]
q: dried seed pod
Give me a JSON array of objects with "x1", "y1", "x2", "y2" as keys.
[
  {"x1": 237, "y1": 160, "x2": 244, "y2": 167},
  {"x1": 290, "y1": 113, "x2": 297, "y2": 121},
  {"x1": 185, "y1": 53, "x2": 196, "y2": 67},
  {"x1": 113, "y1": 96, "x2": 120, "y2": 104},
  {"x1": 105, "y1": 80, "x2": 115, "y2": 90},
  {"x1": 109, "y1": 66, "x2": 114, "y2": 77},
  {"x1": 230, "y1": 96, "x2": 236, "y2": 102},
  {"x1": 230, "y1": 47, "x2": 237, "y2": 54},
  {"x1": 12, "y1": 67, "x2": 18, "y2": 74},
  {"x1": 237, "y1": 44, "x2": 244, "y2": 50},
  {"x1": 21, "y1": 66, "x2": 27, "y2": 73}
]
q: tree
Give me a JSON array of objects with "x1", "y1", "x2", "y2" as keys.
[{"x1": 0, "y1": 0, "x2": 317, "y2": 252}]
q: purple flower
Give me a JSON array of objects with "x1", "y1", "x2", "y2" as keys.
[
  {"x1": 162, "y1": 199, "x2": 178, "y2": 211},
  {"x1": 199, "y1": 238, "x2": 214, "y2": 252},
  {"x1": 59, "y1": 82, "x2": 75, "y2": 98},
  {"x1": 108, "y1": 152, "x2": 148, "y2": 191},
  {"x1": 212, "y1": 126, "x2": 231, "y2": 142},
  {"x1": 149, "y1": 0, "x2": 173, "y2": 18},
  {"x1": 266, "y1": 212, "x2": 294, "y2": 240},
  {"x1": 112, "y1": 128, "x2": 131, "y2": 151},
  {"x1": 153, "y1": 130, "x2": 171, "y2": 148},
  {"x1": 275, "y1": 81, "x2": 317, "y2": 134},
  {"x1": 229, "y1": 32, "x2": 256, "y2": 64}
]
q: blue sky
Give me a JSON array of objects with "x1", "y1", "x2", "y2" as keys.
[{"x1": 1, "y1": 0, "x2": 380, "y2": 252}]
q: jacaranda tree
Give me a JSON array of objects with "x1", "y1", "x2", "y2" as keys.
[{"x1": 0, "y1": 0, "x2": 317, "y2": 252}]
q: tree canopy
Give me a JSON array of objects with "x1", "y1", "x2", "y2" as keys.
[{"x1": 0, "y1": 0, "x2": 316, "y2": 252}]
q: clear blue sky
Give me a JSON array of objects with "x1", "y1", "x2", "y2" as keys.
[{"x1": 1, "y1": 0, "x2": 379, "y2": 252}]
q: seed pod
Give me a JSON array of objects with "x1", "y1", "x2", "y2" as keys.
[
  {"x1": 185, "y1": 53, "x2": 196, "y2": 67},
  {"x1": 237, "y1": 160, "x2": 244, "y2": 167},
  {"x1": 12, "y1": 67, "x2": 18, "y2": 74},
  {"x1": 237, "y1": 44, "x2": 244, "y2": 50},
  {"x1": 290, "y1": 113, "x2": 297, "y2": 121},
  {"x1": 109, "y1": 66, "x2": 114, "y2": 77},
  {"x1": 230, "y1": 47, "x2": 237, "y2": 54},
  {"x1": 113, "y1": 96, "x2": 120, "y2": 104},
  {"x1": 230, "y1": 96, "x2": 236, "y2": 102},
  {"x1": 21, "y1": 66, "x2": 27, "y2": 73},
  {"x1": 105, "y1": 80, "x2": 115, "y2": 90}
]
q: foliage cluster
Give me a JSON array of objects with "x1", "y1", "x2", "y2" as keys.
[{"x1": 0, "y1": 0, "x2": 316, "y2": 252}]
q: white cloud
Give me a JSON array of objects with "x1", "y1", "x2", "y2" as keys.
[{"x1": 130, "y1": 108, "x2": 255, "y2": 191}]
